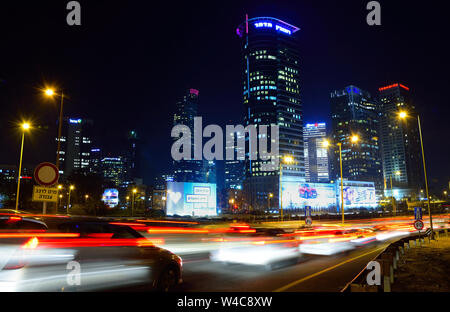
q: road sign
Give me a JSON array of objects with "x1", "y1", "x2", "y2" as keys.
[
  {"x1": 414, "y1": 207, "x2": 422, "y2": 220},
  {"x1": 305, "y1": 206, "x2": 311, "y2": 217},
  {"x1": 414, "y1": 219, "x2": 424, "y2": 231},
  {"x1": 305, "y1": 216, "x2": 312, "y2": 226},
  {"x1": 34, "y1": 162, "x2": 59, "y2": 186},
  {"x1": 32, "y1": 186, "x2": 58, "y2": 202}
]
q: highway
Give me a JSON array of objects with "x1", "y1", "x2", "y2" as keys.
[{"x1": 173, "y1": 240, "x2": 390, "y2": 292}]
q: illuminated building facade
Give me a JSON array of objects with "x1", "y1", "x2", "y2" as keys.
[
  {"x1": 172, "y1": 89, "x2": 205, "y2": 183},
  {"x1": 378, "y1": 83, "x2": 422, "y2": 193},
  {"x1": 237, "y1": 16, "x2": 305, "y2": 209},
  {"x1": 101, "y1": 156, "x2": 125, "y2": 187},
  {"x1": 330, "y1": 86, "x2": 383, "y2": 191},
  {"x1": 303, "y1": 123, "x2": 329, "y2": 183},
  {"x1": 225, "y1": 128, "x2": 245, "y2": 190},
  {"x1": 123, "y1": 130, "x2": 143, "y2": 185},
  {"x1": 57, "y1": 117, "x2": 93, "y2": 177}
]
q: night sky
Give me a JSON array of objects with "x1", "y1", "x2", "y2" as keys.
[{"x1": 1, "y1": 0, "x2": 449, "y2": 192}]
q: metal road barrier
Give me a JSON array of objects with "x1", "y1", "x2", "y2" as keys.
[{"x1": 341, "y1": 228, "x2": 447, "y2": 292}]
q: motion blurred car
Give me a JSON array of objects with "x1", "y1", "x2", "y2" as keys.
[
  {"x1": 299, "y1": 184, "x2": 317, "y2": 199},
  {"x1": 0, "y1": 218, "x2": 182, "y2": 292},
  {"x1": 210, "y1": 227, "x2": 300, "y2": 270}
]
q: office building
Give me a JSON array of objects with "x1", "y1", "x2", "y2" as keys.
[
  {"x1": 237, "y1": 16, "x2": 305, "y2": 209},
  {"x1": 57, "y1": 117, "x2": 93, "y2": 177},
  {"x1": 378, "y1": 83, "x2": 422, "y2": 194},
  {"x1": 330, "y1": 86, "x2": 383, "y2": 191},
  {"x1": 101, "y1": 156, "x2": 126, "y2": 187},
  {"x1": 172, "y1": 89, "x2": 205, "y2": 183},
  {"x1": 303, "y1": 122, "x2": 330, "y2": 183}
]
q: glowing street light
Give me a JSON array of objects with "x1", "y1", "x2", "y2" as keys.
[
  {"x1": 67, "y1": 185, "x2": 75, "y2": 215},
  {"x1": 397, "y1": 110, "x2": 434, "y2": 237},
  {"x1": 279, "y1": 155, "x2": 295, "y2": 221},
  {"x1": 43, "y1": 87, "x2": 65, "y2": 172},
  {"x1": 322, "y1": 137, "x2": 359, "y2": 224},
  {"x1": 268, "y1": 193, "x2": 273, "y2": 210},
  {"x1": 131, "y1": 188, "x2": 137, "y2": 217},
  {"x1": 15, "y1": 122, "x2": 31, "y2": 212}
]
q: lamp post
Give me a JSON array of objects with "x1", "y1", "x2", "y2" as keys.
[
  {"x1": 132, "y1": 188, "x2": 137, "y2": 217},
  {"x1": 323, "y1": 135, "x2": 359, "y2": 224},
  {"x1": 57, "y1": 184, "x2": 62, "y2": 214},
  {"x1": 15, "y1": 122, "x2": 31, "y2": 212},
  {"x1": 279, "y1": 155, "x2": 294, "y2": 221},
  {"x1": 398, "y1": 111, "x2": 434, "y2": 237},
  {"x1": 67, "y1": 185, "x2": 74, "y2": 215},
  {"x1": 58, "y1": 194, "x2": 63, "y2": 212},
  {"x1": 268, "y1": 193, "x2": 273, "y2": 211},
  {"x1": 44, "y1": 88, "x2": 65, "y2": 172}
]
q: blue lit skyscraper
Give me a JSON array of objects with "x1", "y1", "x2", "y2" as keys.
[{"x1": 237, "y1": 16, "x2": 304, "y2": 209}]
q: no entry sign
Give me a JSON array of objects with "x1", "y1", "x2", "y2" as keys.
[
  {"x1": 34, "y1": 162, "x2": 59, "y2": 186},
  {"x1": 414, "y1": 220, "x2": 424, "y2": 231}
]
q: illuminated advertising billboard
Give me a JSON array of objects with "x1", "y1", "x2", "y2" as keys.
[
  {"x1": 102, "y1": 188, "x2": 119, "y2": 208},
  {"x1": 166, "y1": 182, "x2": 217, "y2": 217},
  {"x1": 281, "y1": 182, "x2": 336, "y2": 211},
  {"x1": 336, "y1": 180, "x2": 377, "y2": 209}
]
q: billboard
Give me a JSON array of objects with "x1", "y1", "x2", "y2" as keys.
[
  {"x1": 336, "y1": 181, "x2": 377, "y2": 209},
  {"x1": 281, "y1": 182, "x2": 336, "y2": 211},
  {"x1": 166, "y1": 182, "x2": 217, "y2": 217},
  {"x1": 102, "y1": 188, "x2": 119, "y2": 208}
]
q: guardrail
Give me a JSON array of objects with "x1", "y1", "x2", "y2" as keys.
[{"x1": 341, "y1": 228, "x2": 448, "y2": 292}]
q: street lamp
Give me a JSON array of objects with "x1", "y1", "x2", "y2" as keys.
[
  {"x1": 398, "y1": 111, "x2": 434, "y2": 236},
  {"x1": 279, "y1": 155, "x2": 294, "y2": 221},
  {"x1": 268, "y1": 193, "x2": 273, "y2": 211},
  {"x1": 56, "y1": 185, "x2": 63, "y2": 214},
  {"x1": 67, "y1": 185, "x2": 75, "y2": 215},
  {"x1": 15, "y1": 122, "x2": 31, "y2": 212},
  {"x1": 44, "y1": 88, "x2": 65, "y2": 172},
  {"x1": 323, "y1": 135, "x2": 359, "y2": 224},
  {"x1": 132, "y1": 188, "x2": 137, "y2": 217}
]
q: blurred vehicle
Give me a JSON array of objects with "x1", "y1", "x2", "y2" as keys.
[
  {"x1": 0, "y1": 218, "x2": 182, "y2": 292},
  {"x1": 210, "y1": 228, "x2": 300, "y2": 270},
  {"x1": 299, "y1": 184, "x2": 317, "y2": 199}
]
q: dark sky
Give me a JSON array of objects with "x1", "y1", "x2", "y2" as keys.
[{"x1": 1, "y1": 0, "x2": 449, "y2": 191}]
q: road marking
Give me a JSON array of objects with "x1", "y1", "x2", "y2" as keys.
[{"x1": 273, "y1": 246, "x2": 387, "y2": 292}]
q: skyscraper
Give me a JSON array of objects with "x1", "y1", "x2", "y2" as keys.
[
  {"x1": 378, "y1": 83, "x2": 422, "y2": 193},
  {"x1": 172, "y1": 89, "x2": 205, "y2": 183},
  {"x1": 101, "y1": 156, "x2": 126, "y2": 187},
  {"x1": 225, "y1": 128, "x2": 245, "y2": 190},
  {"x1": 57, "y1": 117, "x2": 93, "y2": 177},
  {"x1": 123, "y1": 130, "x2": 143, "y2": 185},
  {"x1": 303, "y1": 122, "x2": 329, "y2": 183},
  {"x1": 330, "y1": 86, "x2": 383, "y2": 191},
  {"x1": 237, "y1": 16, "x2": 305, "y2": 209}
]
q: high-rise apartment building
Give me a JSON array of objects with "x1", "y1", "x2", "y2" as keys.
[
  {"x1": 378, "y1": 83, "x2": 422, "y2": 192},
  {"x1": 330, "y1": 86, "x2": 383, "y2": 191},
  {"x1": 237, "y1": 16, "x2": 305, "y2": 209},
  {"x1": 303, "y1": 122, "x2": 329, "y2": 183}
]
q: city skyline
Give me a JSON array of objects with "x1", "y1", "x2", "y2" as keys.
[{"x1": 0, "y1": 1, "x2": 449, "y2": 192}]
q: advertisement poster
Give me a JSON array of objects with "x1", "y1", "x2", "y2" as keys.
[
  {"x1": 281, "y1": 182, "x2": 336, "y2": 211},
  {"x1": 166, "y1": 182, "x2": 217, "y2": 217},
  {"x1": 102, "y1": 188, "x2": 119, "y2": 208}
]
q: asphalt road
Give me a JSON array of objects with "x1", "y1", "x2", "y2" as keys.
[{"x1": 172, "y1": 240, "x2": 392, "y2": 292}]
